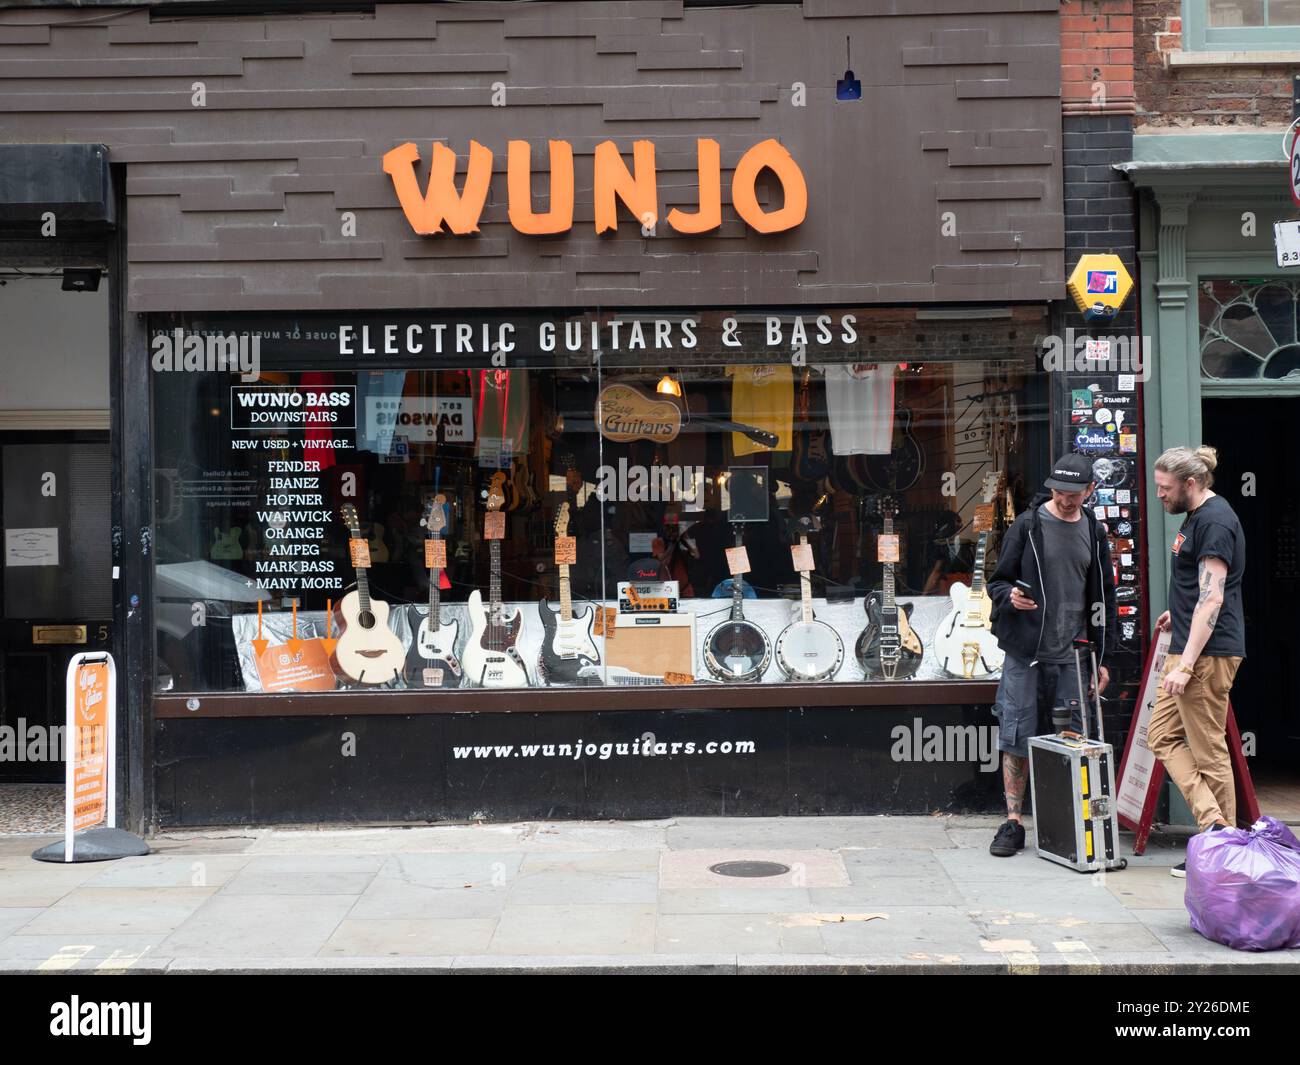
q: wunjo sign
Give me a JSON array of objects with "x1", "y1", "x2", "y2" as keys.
[{"x1": 383, "y1": 138, "x2": 807, "y2": 236}]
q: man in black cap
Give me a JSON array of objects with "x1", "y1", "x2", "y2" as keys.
[{"x1": 985, "y1": 453, "x2": 1118, "y2": 857}]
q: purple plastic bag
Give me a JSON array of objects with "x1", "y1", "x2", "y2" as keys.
[{"x1": 1184, "y1": 816, "x2": 1300, "y2": 952}]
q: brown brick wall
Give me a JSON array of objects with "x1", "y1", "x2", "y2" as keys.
[
  {"x1": 1135, "y1": 0, "x2": 1295, "y2": 127},
  {"x1": 1062, "y1": 0, "x2": 1135, "y2": 114}
]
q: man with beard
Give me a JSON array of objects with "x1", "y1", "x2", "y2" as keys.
[
  {"x1": 1150, "y1": 446, "x2": 1246, "y2": 877},
  {"x1": 986, "y1": 453, "x2": 1116, "y2": 857}
]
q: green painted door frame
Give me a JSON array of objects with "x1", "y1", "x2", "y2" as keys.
[{"x1": 1126, "y1": 161, "x2": 1294, "y2": 618}]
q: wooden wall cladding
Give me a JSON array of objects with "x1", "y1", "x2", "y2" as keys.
[{"x1": 0, "y1": 1, "x2": 1064, "y2": 312}]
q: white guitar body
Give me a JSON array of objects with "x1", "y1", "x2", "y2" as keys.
[
  {"x1": 934, "y1": 581, "x2": 1005, "y2": 679},
  {"x1": 334, "y1": 590, "x2": 406, "y2": 685},
  {"x1": 416, "y1": 615, "x2": 462, "y2": 670},
  {"x1": 464, "y1": 589, "x2": 529, "y2": 688}
]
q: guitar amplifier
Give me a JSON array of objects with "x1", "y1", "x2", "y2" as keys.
[
  {"x1": 605, "y1": 612, "x2": 696, "y2": 679},
  {"x1": 616, "y1": 580, "x2": 679, "y2": 613},
  {"x1": 1027, "y1": 735, "x2": 1128, "y2": 874}
]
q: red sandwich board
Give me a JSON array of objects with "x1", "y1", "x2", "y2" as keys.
[{"x1": 1116, "y1": 627, "x2": 1259, "y2": 855}]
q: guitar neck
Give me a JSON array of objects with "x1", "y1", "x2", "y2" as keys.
[
  {"x1": 731, "y1": 528, "x2": 745, "y2": 620},
  {"x1": 881, "y1": 517, "x2": 896, "y2": 617},
  {"x1": 349, "y1": 525, "x2": 372, "y2": 613},
  {"x1": 798, "y1": 534, "x2": 813, "y2": 625},
  {"x1": 558, "y1": 565, "x2": 573, "y2": 622},
  {"x1": 489, "y1": 538, "x2": 502, "y2": 616},
  {"x1": 970, "y1": 532, "x2": 989, "y2": 594},
  {"x1": 428, "y1": 551, "x2": 441, "y2": 632}
]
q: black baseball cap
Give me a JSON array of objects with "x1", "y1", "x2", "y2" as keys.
[{"x1": 1043, "y1": 453, "x2": 1095, "y2": 492}]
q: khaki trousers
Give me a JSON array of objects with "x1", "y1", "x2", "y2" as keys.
[{"x1": 1147, "y1": 654, "x2": 1242, "y2": 829}]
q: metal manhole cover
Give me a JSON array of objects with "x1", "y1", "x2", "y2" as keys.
[{"x1": 708, "y1": 860, "x2": 791, "y2": 878}]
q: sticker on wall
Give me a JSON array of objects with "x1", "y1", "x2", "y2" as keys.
[
  {"x1": 1071, "y1": 389, "x2": 1093, "y2": 409},
  {"x1": 1118, "y1": 374, "x2": 1136, "y2": 391},
  {"x1": 1119, "y1": 433, "x2": 1137, "y2": 454},
  {"x1": 1074, "y1": 429, "x2": 1116, "y2": 454}
]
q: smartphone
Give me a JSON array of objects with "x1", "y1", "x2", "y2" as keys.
[{"x1": 1014, "y1": 579, "x2": 1037, "y2": 604}]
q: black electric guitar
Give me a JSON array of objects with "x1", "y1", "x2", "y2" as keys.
[
  {"x1": 703, "y1": 526, "x2": 772, "y2": 682},
  {"x1": 863, "y1": 406, "x2": 924, "y2": 493},
  {"x1": 856, "y1": 500, "x2": 924, "y2": 680},
  {"x1": 404, "y1": 494, "x2": 463, "y2": 688},
  {"x1": 537, "y1": 502, "x2": 601, "y2": 685}
]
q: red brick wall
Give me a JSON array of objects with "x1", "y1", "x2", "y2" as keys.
[
  {"x1": 1136, "y1": 0, "x2": 1295, "y2": 127},
  {"x1": 1062, "y1": 0, "x2": 1135, "y2": 115}
]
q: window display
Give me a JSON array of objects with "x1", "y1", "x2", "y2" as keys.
[{"x1": 151, "y1": 311, "x2": 1041, "y2": 694}]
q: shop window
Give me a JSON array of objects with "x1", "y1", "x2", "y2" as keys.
[
  {"x1": 150, "y1": 311, "x2": 1040, "y2": 695},
  {"x1": 1199, "y1": 279, "x2": 1300, "y2": 381},
  {"x1": 1182, "y1": 0, "x2": 1300, "y2": 50}
]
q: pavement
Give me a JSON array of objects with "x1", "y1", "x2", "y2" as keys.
[{"x1": 1, "y1": 815, "x2": 1297, "y2": 974}]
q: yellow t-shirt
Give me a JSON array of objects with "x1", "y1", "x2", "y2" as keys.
[{"x1": 726, "y1": 365, "x2": 792, "y2": 456}]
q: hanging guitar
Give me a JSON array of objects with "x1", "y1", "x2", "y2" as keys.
[
  {"x1": 335, "y1": 504, "x2": 406, "y2": 685},
  {"x1": 703, "y1": 526, "x2": 772, "y2": 682},
  {"x1": 862, "y1": 406, "x2": 923, "y2": 493},
  {"x1": 404, "y1": 493, "x2": 463, "y2": 689},
  {"x1": 855, "y1": 497, "x2": 924, "y2": 681},
  {"x1": 775, "y1": 514, "x2": 844, "y2": 681},
  {"x1": 933, "y1": 471, "x2": 1006, "y2": 679},
  {"x1": 537, "y1": 501, "x2": 601, "y2": 685},
  {"x1": 463, "y1": 472, "x2": 529, "y2": 688}
]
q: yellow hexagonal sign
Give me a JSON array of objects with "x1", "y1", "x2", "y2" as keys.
[{"x1": 1066, "y1": 254, "x2": 1134, "y2": 320}]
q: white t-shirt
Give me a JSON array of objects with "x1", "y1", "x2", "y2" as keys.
[{"x1": 816, "y1": 363, "x2": 896, "y2": 456}]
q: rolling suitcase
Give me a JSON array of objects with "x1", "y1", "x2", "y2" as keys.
[{"x1": 1027, "y1": 639, "x2": 1128, "y2": 873}]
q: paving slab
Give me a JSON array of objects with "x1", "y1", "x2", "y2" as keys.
[
  {"x1": 489, "y1": 904, "x2": 656, "y2": 955},
  {"x1": 320, "y1": 918, "x2": 498, "y2": 956},
  {"x1": 19, "y1": 887, "x2": 217, "y2": 936},
  {"x1": 156, "y1": 893, "x2": 356, "y2": 957}
]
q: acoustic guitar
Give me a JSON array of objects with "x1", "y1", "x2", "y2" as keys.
[{"x1": 335, "y1": 503, "x2": 406, "y2": 685}]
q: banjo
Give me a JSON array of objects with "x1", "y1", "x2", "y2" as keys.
[
  {"x1": 703, "y1": 526, "x2": 772, "y2": 683},
  {"x1": 775, "y1": 515, "x2": 844, "y2": 681}
]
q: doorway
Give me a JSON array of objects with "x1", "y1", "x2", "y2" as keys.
[
  {"x1": 0, "y1": 431, "x2": 112, "y2": 782},
  {"x1": 1202, "y1": 398, "x2": 1300, "y2": 779}
]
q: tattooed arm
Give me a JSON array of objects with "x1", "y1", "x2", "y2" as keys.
[{"x1": 1163, "y1": 556, "x2": 1227, "y2": 694}]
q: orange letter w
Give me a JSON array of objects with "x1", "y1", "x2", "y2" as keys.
[{"x1": 382, "y1": 141, "x2": 493, "y2": 235}]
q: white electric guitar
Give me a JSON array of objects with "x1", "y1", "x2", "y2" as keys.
[
  {"x1": 404, "y1": 494, "x2": 463, "y2": 689},
  {"x1": 934, "y1": 472, "x2": 1006, "y2": 679},
  {"x1": 463, "y1": 472, "x2": 530, "y2": 688}
]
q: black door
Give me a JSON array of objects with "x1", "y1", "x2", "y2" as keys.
[
  {"x1": 0, "y1": 432, "x2": 112, "y2": 782},
  {"x1": 1201, "y1": 398, "x2": 1300, "y2": 766}
]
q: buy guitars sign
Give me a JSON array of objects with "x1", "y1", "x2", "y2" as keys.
[{"x1": 383, "y1": 138, "x2": 808, "y2": 236}]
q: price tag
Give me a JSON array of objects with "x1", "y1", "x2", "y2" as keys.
[
  {"x1": 349, "y1": 538, "x2": 372, "y2": 569},
  {"x1": 425, "y1": 539, "x2": 447, "y2": 569},
  {"x1": 725, "y1": 546, "x2": 751, "y2": 575},
  {"x1": 422, "y1": 668, "x2": 444, "y2": 687},
  {"x1": 790, "y1": 543, "x2": 814, "y2": 572},
  {"x1": 554, "y1": 536, "x2": 577, "y2": 566},
  {"x1": 876, "y1": 534, "x2": 899, "y2": 563},
  {"x1": 593, "y1": 606, "x2": 618, "y2": 637},
  {"x1": 973, "y1": 504, "x2": 994, "y2": 533},
  {"x1": 664, "y1": 671, "x2": 693, "y2": 686},
  {"x1": 484, "y1": 511, "x2": 506, "y2": 540}
]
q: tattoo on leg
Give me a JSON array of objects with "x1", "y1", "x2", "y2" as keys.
[{"x1": 1003, "y1": 754, "x2": 1028, "y2": 816}]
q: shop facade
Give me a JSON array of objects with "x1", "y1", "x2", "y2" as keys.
[{"x1": 0, "y1": 1, "x2": 1148, "y2": 829}]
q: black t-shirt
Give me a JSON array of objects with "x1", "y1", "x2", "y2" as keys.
[{"x1": 1168, "y1": 494, "x2": 1246, "y2": 657}]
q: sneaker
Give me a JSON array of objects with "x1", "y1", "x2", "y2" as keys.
[
  {"x1": 1170, "y1": 861, "x2": 1187, "y2": 879},
  {"x1": 990, "y1": 819, "x2": 1026, "y2": 857}
]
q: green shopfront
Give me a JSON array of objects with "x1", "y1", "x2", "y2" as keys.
[{"x1": 1124, "y1": 131, "x2": 1300, "y2": 773}]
